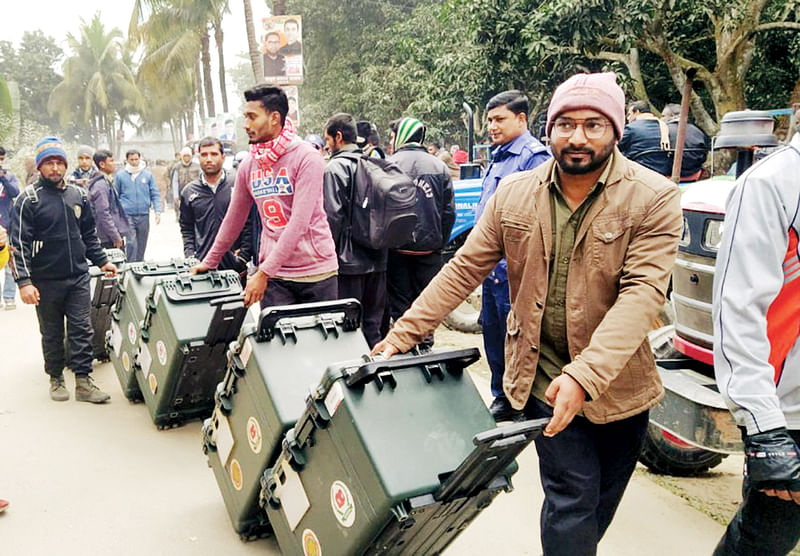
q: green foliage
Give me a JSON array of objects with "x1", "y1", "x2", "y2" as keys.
[
  {"x1": 0, "y1": 31, "x2": 64, "y2": 132},
  {"x1": 49, "y1": 14, "x2": 143, "y2": 148}
]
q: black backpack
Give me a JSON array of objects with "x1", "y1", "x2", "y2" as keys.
[{"x1": 339, "y1": 152, "x2": 417, "y2": 250}]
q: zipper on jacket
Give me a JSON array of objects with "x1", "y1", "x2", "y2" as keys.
[{"x1": 62, "y1": 192, "x2": 74, "y2": 274}]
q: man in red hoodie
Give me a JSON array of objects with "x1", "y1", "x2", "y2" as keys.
[{"x1": 192, "y1": 86, "x2": 338, "y2": 307}]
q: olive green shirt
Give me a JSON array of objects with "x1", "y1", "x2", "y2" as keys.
[{"x1": 530, "y1": 153, "x2": 613, "y2": 404}]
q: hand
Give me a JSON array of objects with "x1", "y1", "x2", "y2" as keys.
[
  {"x1": 744, "y1": 429, "x2": 800, "y2": 505},
  {"x1": 174, "y1": 198, "x2": 180, "y2": 208},
  {"x1": 543, "y1": 373, "x2": 586, "y2": 437},
  {"x1": 243, "y1": 270, "x2": 268, "y2": 307},
  {"x1": 190, "y1": 262, "x2": 211, "y2": 275},
  {"x1": 113, "y1": 239, "x2": 123, "y2": 249},
  {"x1": 155, "y1": 213, "x2": 161, "y2": 225},
  {"x1": 370, "y1": 339, "x2": 400, "y2": 358},
  {"x1": 100, "y1": 262, "x2": 117, "y2": 277},
  {"x1": 19, "y1": 284, "x2": 40, "y2": 305}
]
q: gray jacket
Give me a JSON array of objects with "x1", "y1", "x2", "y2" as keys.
[{"x1": 713, "y1": 132, "x2": 800, "y2": 435}]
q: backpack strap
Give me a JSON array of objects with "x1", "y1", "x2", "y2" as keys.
[{"x1": 23, "y1": 184, "x2": 39, "y2": 204}]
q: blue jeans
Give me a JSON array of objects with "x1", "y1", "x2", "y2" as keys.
[
  {"x1": 525, "y1": 397, "x2": 649, "y2": 556},
  {"x1": 125, "y1": 214, "x2": 150, "y2": 262},
  {"x1": 481, "y1": 276, "x2": 510, "y2": 398},
  {"x1": 3, "y1": 264, "x2": 16, "y2": 300},
  {"x1": 713, "y1": 429, "x2": 800, "y2": 556}
]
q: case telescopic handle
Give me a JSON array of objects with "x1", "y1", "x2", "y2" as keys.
[
  {"x1": 257, "y1": 298, "x2": 362, "y2": 341},
  {"x1": 344, "y1": 348, "x2": 480, "y2": 388},
  {"x1": 208, "y1": 294, "x2": 246, "y2": 307}
]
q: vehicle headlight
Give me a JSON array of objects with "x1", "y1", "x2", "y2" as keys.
[
  {"x1": 679, "y1": 216, "x2": 691, "y2": 247},
  {"x1": 703, "y1": 219, "x2": 724, "y2": 252}
]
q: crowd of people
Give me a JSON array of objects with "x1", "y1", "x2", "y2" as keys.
[{"x1": 0, "y1": 77, "x2": 798, "y2": 555}]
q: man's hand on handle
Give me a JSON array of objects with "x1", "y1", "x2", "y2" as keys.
[
  {"x1": 369, "y1": 339, "x2": 400, "y2": 359},
  {"x1": 543, "y1": 373, "x2": 586, "y2": 437},
  {"x1": 243, "y1": 270, "x2": 268, "y2": 307},
  {"x1": 190, "y1": 262, "x2": 212, "y2": 275},
  {"x1": 100, "y1": 262, "x2": 118, "y2": 277}
]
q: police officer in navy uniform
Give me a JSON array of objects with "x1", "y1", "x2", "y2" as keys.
[{"x1": 11, "y1": 137, "x2": 117, "y2": 403}]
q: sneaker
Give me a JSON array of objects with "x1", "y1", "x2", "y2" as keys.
[
  {"x1": 3, "y1": 300, "x2": 15, "y2": 311},
  {"x1": 0, "y1": 499, "x2": 8, "y2": 513},
  {"x1": 49, "y1": 376, "x2": 70, "y2": 402},
  {"x1": 489, "y1": 397, "x2": 524, "y2": 422},
  {"x1": 75, "y1": 375, "x2": 110, "y2": 404}
]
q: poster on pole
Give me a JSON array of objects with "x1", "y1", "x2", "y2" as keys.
[
  {"x1": 262, "y1": 15, "x2": 303, "y2": 85},
  {"x1": 282, "y1": 86, "x2": 300, "y2": 126}
]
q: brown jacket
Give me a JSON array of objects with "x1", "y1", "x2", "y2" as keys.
[{"x1": 386, "y1": 149, "x2": 682, "y2": 423}]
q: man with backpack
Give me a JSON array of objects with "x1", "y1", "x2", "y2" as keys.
[
  {"x1": 386, "y1": 117, "x2": 455, "y2": 346},
  {"x1": 323, "y1": 113, "x2": 403, "y2": 347}
]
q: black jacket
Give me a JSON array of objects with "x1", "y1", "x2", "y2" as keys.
[
  {"x1": 323, "y1": 146, "x2": 388, "y2": 275},
  {"x1": 88, "y1": 173, "x2": 129, "y2": 245},
  {"x1": 388, "y1": 145, "x2": 455, "y2": 252},
  {"x1": 10, "y1": 178, "x2": 108, "y2": 286},
  {"x1": 179, "y1": 171, "x2": 252, "y2": 273},
  {"x1": 619, "y1": 118, "x2": 710, "y2": 178}
]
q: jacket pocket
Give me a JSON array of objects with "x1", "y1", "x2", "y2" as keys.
[
  {"x1": 501, "y1": 217, "x2": 531, "y2": 263},
  {"x1": 591, "y1": 216, "x2": 631, "y2": 272}
]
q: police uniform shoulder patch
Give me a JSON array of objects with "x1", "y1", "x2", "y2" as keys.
[{"x1": 73, "y1": 204, "x2": 82, "y2": 219}]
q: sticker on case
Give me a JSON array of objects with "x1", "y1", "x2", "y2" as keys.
[
  {"x1": 156, "y1": 341, "x2": 167, "y2": 366},
  {"x1": 330, "y1": 480, "x2": 355, "y2": 528},
  {"x1": 230, "y1": 459, "x2": 243, "y2": 491},
  {"x1": 302, "y1": 529, "x2": 322, "y2": 556},
  {"x1": 148, "y1": 373, "x2": 158, "y2": 395},
  {"x1": 127, "y1": 322, "x2": 137, "y2": 345},
  {"x1": 323, "y1": 382, "x2": 344, "y2": 418},
  {"x1": 122, "y1": 351, "x2": 131, "y2": 372},
  {"x1": 247, "y1": 416, "x2": 263, "y2": 454}
]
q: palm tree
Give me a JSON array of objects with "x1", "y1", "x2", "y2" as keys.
[
  {"x1": 130, "y1": 0, "x2": 229, "y2": 119},
  {"x1": 49, "y1": 13, "x2": 143, "y2": 151},
  {"x1": 243, "y1": 0, "x2": 263, "y2": 82}
]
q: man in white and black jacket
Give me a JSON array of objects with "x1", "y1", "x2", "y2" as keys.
[
  {"x1": 179, "y1": 137, "x2": 252, "y2": 280},
  {"x1": 11, "y1": 136, "x2": 116, "y2": 404},
  {"x1": 712, "y1": 127, "x2": 800, "y2": 555}
]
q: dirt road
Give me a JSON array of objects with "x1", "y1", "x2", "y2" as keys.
[{"x1": 0, "y1": 211, "x2": 739, "y2": 555}]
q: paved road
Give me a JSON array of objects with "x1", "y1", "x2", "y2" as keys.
[{"x1": 0, "y1": 211, "x2": 726, "y2": 554}]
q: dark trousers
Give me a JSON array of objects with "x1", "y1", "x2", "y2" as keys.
[
  {"x1": 524, "y1": 396, "x2": 649, "y2": 556},
  {"x1": 260, "y1": 276, "x2": 338, "y2": 309},
  {"x1": 125, "y1": 214, "x2": 150, "y2": 262},
  {"x1": 338, "y1": 272, "x2": 386, "y2": 349},
  {"x1": 482, "y1": 277, "x2": 510, "y2": 398},
  {"x1": 34, "y1": 274, "x2": 94, "y2": 377},
  {"x1": 714, "y1": 430, "x2": 800, "y2": 556},
  {"x1": 387, "y1": 251, "x2": 442, "y2": 347}
]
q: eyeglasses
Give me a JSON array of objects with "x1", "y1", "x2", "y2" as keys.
[{"x1": 552, "y1": 118, "x2": 610, "y2": 139}]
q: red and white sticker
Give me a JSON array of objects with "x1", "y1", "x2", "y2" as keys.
[
  {"x1": 230, "y1": 459, "x2": 243, "y2": 491},
  {"x1": 156, "y1": 341, "x2": 168, "y2": 366},
  {"x1": 127, "y1": 322, "x2": 137, "y2": 345},
  {"x1": 148, "y1": 373, "x2": 158, "y2": 395},
  {"x1": 247, "y1": 416, "x2": 262, "y2": 454},
  {"x1": 121, "y1": 351, "x2": 131, "y2": 372},
  {"x1": 324, "y1": 382, "x2": 344, "y2": 418},
  {"x1": 302, "y1": 529, "x2": 322, "y2": 556},
  {"x1": 330, "y1": 480, "x2": 355, "y2": 528}
]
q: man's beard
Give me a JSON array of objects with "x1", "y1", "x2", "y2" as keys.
[{"x1": 555, "y1": 142, "x2": 614, "y2": 175}]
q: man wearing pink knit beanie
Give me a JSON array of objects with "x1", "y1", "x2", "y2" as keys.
[{"x1": 371, "y1": 72, "x2": 682, "y2": 554}]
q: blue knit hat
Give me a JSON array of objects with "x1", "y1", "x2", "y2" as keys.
[{"x1": 35, "y1": 136, "x2": 68, "y2": 169}]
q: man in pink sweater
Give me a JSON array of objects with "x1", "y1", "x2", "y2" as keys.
[{"x1": 192, "y1": 86, "x2": 338, "y2": 307}]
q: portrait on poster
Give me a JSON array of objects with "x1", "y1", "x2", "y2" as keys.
[{"x1": 262, "y1": 15, "x2": 303, "y2": 85}]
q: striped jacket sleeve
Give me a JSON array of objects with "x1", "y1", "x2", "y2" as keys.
[
  {"x1": 713, "y1": 141, "x2": 800, "y2": 435},
  {"x1": 10, "y1": 189, "x2": 36, "y2": 286}
]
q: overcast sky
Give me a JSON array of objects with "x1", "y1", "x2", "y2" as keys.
[{"x1": 4, "y1": 1, "x2": 272, "y2": 111}]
